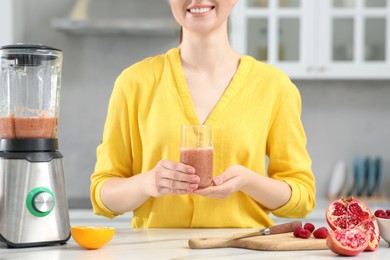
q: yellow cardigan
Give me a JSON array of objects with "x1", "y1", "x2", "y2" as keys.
[{"x1": 90, "y1": 48, "x2": 316, "y2": 228}]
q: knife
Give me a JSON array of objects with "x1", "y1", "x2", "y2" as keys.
[{"x1": 231, "y1": 220, "x2": 302, "y2": 240}]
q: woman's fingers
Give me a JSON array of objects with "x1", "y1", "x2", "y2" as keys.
[
  {"x1": 159, "y1": 187, "x2": 193, "y2": 194},
  {"x1": 159, "y1": 178, "x2": 198, "y2": 191},
  {"x1": 154, "y1": 160, "x2": 199, "y2": 195},
  {"x1": 159, "y1": 160, "x2": 195, "y2": 174},
  {"x1": 157, "y1": 160, "x2": 198, "y2": 182}
]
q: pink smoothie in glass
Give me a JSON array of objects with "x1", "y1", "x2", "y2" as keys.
[{"x1": 180, "y1": 147, "x2": 213, "y2": 189}]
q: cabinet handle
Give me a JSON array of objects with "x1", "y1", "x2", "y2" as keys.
[{"x1": 319, "y1": 66, "x2": 326, "y2": 72}]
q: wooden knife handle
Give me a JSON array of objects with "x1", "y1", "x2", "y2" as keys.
[{"x1": 269, "y1": 220, "x2": 302, "y2": 234}]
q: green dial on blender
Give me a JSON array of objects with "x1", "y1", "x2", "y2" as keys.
[{"x1": 26, "y1": 187, "x2": 55, "y2": 217}]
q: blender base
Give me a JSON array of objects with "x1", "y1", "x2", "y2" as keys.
[{"x1": 0, "y1": 144, "x2": 71, "y2": 248}]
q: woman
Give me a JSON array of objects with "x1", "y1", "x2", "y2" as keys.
[{"x1": 90, "y1": 0, "x2": 315, "y2": 228}]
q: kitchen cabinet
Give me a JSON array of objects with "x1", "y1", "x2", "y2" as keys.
[
  {"x1": 51, "y1": 0, "x2": 179, "y2": 36},
  {"x1": 230, "y1": 0, "x2": 390, "y2": 79},
  {"x1": 52, "y1": 18, "x2": 179, "y2": 36}
]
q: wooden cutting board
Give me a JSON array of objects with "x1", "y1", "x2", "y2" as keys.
[{"x1": 189, "y1": 232, "x2": 328, "y2": 251}]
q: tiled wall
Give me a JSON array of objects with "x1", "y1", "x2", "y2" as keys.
[{"x1": 297, "y1": 80, "x2": 390, "y2": 200}]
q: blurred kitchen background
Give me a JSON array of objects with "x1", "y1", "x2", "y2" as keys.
[{"x1": 1, "y1": 0, "x2": 390, "y2": 209}]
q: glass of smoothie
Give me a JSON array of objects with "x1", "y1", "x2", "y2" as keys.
[{"x1": 180, "y1": 124, "x2": 213, "y2": 189}]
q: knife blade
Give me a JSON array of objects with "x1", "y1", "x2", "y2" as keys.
[{"x1": 231, "y1": 220, "x2": 302, "y2": 240}]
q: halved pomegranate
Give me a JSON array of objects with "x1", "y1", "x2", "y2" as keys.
[
  {"x1": 326, "y1": 197, "x2": 380, "y2": 251},
  {"x1": 326, "y1": 197, "x2": 371, "y2": 230},
  {"x1": 326, "y1": 228, "x2": 368, "y2": 256},
  {"x1": 355, "y1": 217, "x2": 380, "y2": 251}
]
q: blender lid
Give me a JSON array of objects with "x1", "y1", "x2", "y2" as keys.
[
  {"x1": 0, "y1": 43, "x2": 62, "y2": 66},
  {"x1": 0, "y1": 43, "x2": 62, "y2": 52}
]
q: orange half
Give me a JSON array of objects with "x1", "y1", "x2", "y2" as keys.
[{"x1": 71, "y1": 226, "x2": 115, "y2": 250}]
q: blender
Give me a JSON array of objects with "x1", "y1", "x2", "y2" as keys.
[{"x1": 0, "y1": 44, "x2": 70, "y2": 247}]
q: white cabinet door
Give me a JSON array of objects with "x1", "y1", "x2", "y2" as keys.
[
  {"x1": 231, "y1": 0, "x2": 390, "y2": 79},
  {"x1": 317, "y1": 0, "x2": 390, "y2": 79},
  {"x1": 231, "y1": 0, "x2": 316, "y2": 78}
]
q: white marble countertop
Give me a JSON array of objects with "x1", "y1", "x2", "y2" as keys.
[
  {"x1": 1, "y1": 227, "x2": 390, "y2": 259},
  {"x1": 1, "y1": 198, "x2": 390, "y2": 259}
]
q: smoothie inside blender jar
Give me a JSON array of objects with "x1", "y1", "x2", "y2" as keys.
[{"x1": 0, "y1": 44, "x2": 61, "y2": 139}]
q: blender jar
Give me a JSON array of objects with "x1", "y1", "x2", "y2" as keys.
[{"x1": 0, "y1": 44, "x2": 62, "y2": 139}]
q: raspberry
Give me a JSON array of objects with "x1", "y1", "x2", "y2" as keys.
[
  {"x1": 293, "y1": 226, "x2": 302, "y2": 237},
  {"x1": 313, "y1": 227, "x2": 329, "y2": 239},
  {"x1": 386, "y1": 209, "x2": 390, "y2": 216},
  {"x1": 303, "y1": 223, "x2": 315, "y2": 232},
  {"x1": 374, "y1": 209, "x2": 385, "y2": 217},
  {"x1": 298, "y1": 228, "x2": 311, "y2": 239},
  {"x1": 378, "y1": 212, "x2": 388, "y2": 219}
]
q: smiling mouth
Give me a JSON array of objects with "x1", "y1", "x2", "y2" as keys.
[{"x1": 187, "y1": 6, "x2": 215, "y2": 14}]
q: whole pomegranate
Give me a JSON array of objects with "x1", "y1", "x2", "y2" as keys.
[
  {"x1": 326, "y1": 228, "x2": 368, "y2": 256},
  {"x1": 326, "y1": 197, "x2": 380, "y2": 251}
]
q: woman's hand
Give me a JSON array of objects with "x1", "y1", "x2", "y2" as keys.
[
  {"x1": 192, "y1": 165, "x2": 292, "y2": 210},
  {"x1": 192, "y1": 165, "x2": 251, "y2": 199},
  {"x1": 100, "y1": 160, "x2": 200, "y2": 213},
  {"x1": 145, "y1": 160, "x2": 200, "y2": 197}
]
